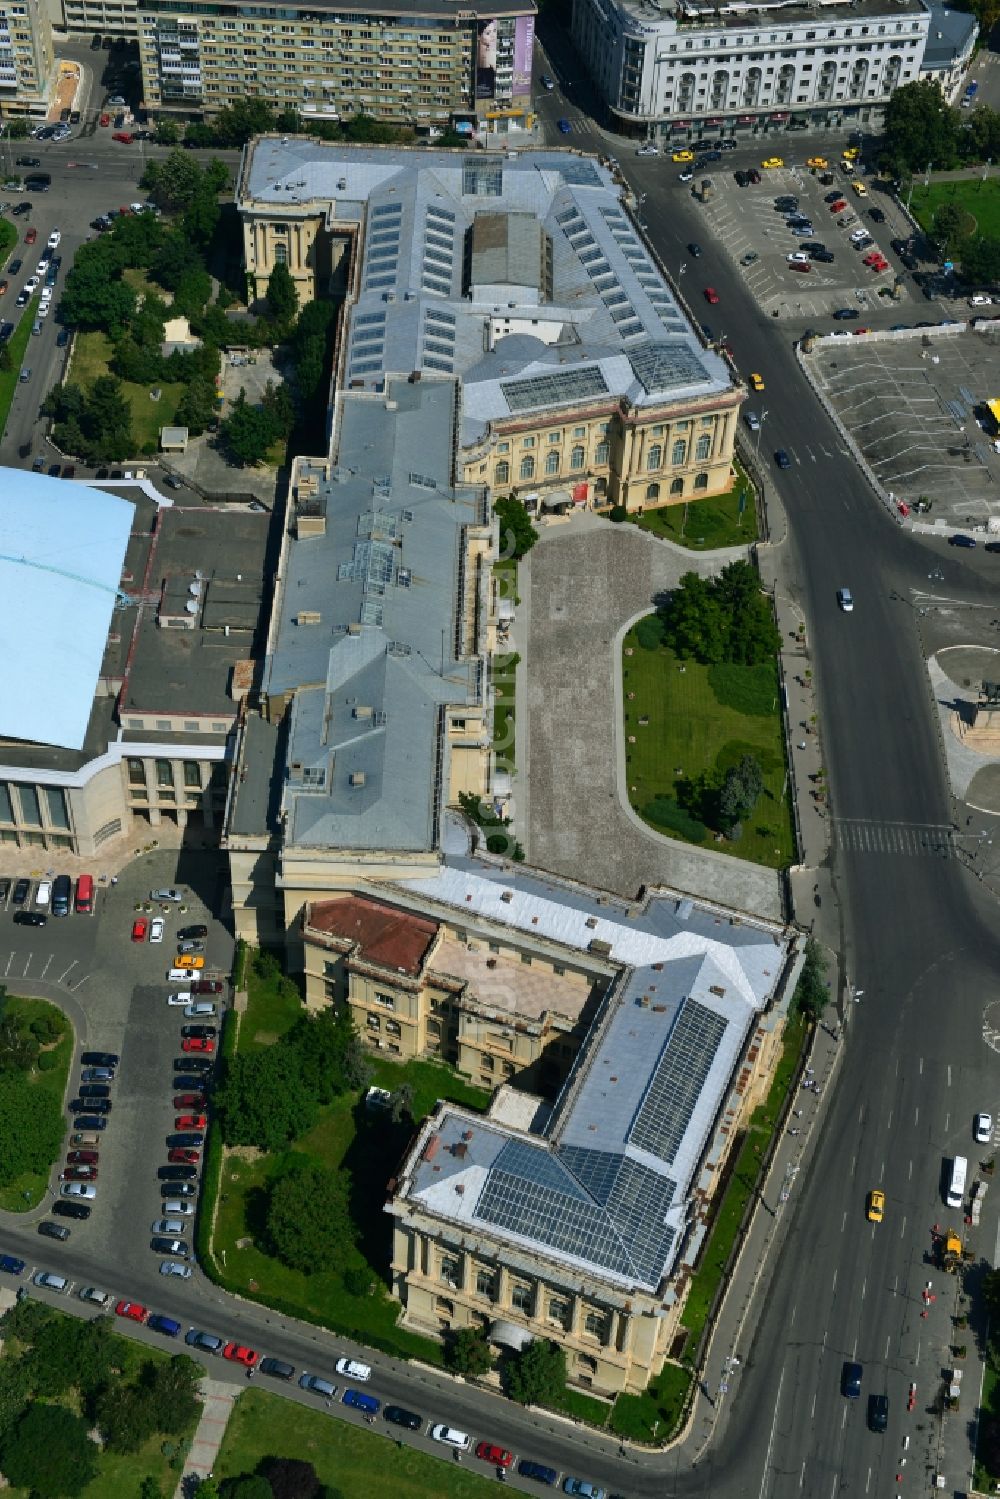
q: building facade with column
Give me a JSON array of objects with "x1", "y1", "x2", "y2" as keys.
[
  {"x1": 570, "y1": 0, "x2": 930, "y2": 142},
  {"x1": 384, "y1": 859, "x2": 797, "y2": 1395}
]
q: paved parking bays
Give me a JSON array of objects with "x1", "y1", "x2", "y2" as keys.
[
  {"x1": 804, "y1": 324, "x2": 1000, "y2": 525},
  {"x1": 691, "y1": 164, "x2": 916, "y2": 320}
]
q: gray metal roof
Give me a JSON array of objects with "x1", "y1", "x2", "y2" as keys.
[
  {"x1": 398, "y1": 864, "x2": 790, "y2": 1291},
  {"x1": 922, "y1": 3, "x2": 977, "y2": 66},
  {"x1": 263, "y1": 378, "x2": 483, "y2": 854},
  {"x1": 0, "y1": 473, "x2": 134, "y2": 752},
  {"x1": 240, "y1": 141, "x2": 734, "y2": 444}
]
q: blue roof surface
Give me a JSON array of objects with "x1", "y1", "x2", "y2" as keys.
[{"x1": 0, "y1": 474, "x2": 134, "y2": 750}]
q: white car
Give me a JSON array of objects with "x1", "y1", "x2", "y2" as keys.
[
  {"x1": 152, "y1": 888, "x2": 184, "y2": 902},
  {"x1": 152, "y1": 1218, "x2": 187, "y2": 1237},
  {"x1": 24, "y1": 276, "x2": 38, "y2": 292},
  {"x1": 47, "y1": 230, "x2": 61, "y2": 249},
  {"x1": 33, "y1": 1271, "x2": 68, "y2": 1291},
  {"x1": 837, "y1": 587, "x2": 854, "y2": 613},
  {"x1": 184, "y1": 1002, "x2": 216, "y2": 1019},
  {"x1": 78, "y1": 1286, "x2": 110, "y2": 1306},
  {"x1": 39, "y1": 288, "x2": 52, "y2": 303},
  {"x1": 160, "y1": 1261, "x2": 192, "y2": 1278},
  {"x1": 37, "y1": 303, "x2": 49, "y2": 319},
  {"x1": 34, "y1": 880, "x2": 51, "y2": 907},
  {"x1": 430, "y1": 1425, "x2": 471, "y2": 1450},
  {"x1": 167, "y1": 992, "x2": 191, "y2": 1006},
  {"x1": 335, "y1": 1357, "x2": 371, "y2": 1382},
  {"x1": 636, "y1": 143, "x2": 659, "y2": 157},
  {"x1": 975, "y1": 1112, "x2": 993, "y2": 1143},
  {"x1": 150, "y1": 917, "x2": 165, "y2": 944},
  {"x1": 787, "y1": 252, "x2": 810, "y2": 264},
  {"x1": 744, "y1": 411, "x2": 761, "y2": 432},
  {"x1": 162, "y1": 1199, "x2": 194, "y2": 1216},
  {"x1": 61, "y1": 1182, "x2": 96, "y2": 1199},
  {"x1": 35, "y1": 258, "x2": 49, "y2": 275}
]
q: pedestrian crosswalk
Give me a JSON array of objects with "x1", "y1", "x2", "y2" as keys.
[{"x1": 833, "y1": 818, "x2": 957, "y2": 858}]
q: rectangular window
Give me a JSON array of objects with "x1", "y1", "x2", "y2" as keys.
[
  {"x1": 42, "y1": 787, "x2": 69, "y2": 830},
  {"x1": 183, "y1": 763, "x2": 201, "y2": 788},
  {"x1": 511, "y1": 1283, "x2": 533, "y2": 1314},
  {"x1": 440, "y1": 1255, "x2": 461, "y2": 1285},
  {"x1": 476, "y1": 1268, "x2": 495, "y2": 1297},
  {"x1": 16, "y1": 784, "x2": 40, "y2": 826},
  {"x1": 584, "y1": 1309, "x2": 606, "y2": 1337},
  {"x1": 547, "y1": 430, "x2": 561, "y2": 444},
  {"x1": 155, "y1": 760, "x2": 173, "y2": 788},
  {"x1": 374, "y1": 991, "x2": 396, "y2": 1009},
  {"x1": 0, "y1": 783, "x2": 11, "y2": 823}
]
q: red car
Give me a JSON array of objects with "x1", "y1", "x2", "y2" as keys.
[
  {"x1": 112, "y1": 131, "x2": 134, "y2": 144},
  {"x1": 168, "y1": 1148, "x2": 200, "y2": 1164},
  {"x1": 181, "y1": 1036, "x2": 214, "y2": 1054},
  {"x1": 67, "y1": 1149, "x2": 98, "y2": 1165},
  {"x1": 223, "y1": 1343, "x2": 259, "y2": 1367},
  {"x1": 131, "y1": 917, "x2": 148, "y2": 943},
  {"x1": 194, "y1": 979, "x2": 224, "y2": 994},
  {"x1": 829, "y1": 200, "x2": 847, "y2": 213},
  {"x1": 703, "y1": 286, "x2": 719, "y2": 305},
  {"x1": 116, "y1": 1300, "x2": 147, "y2": 1323},
  {"x1": 175, "y1": 1114, "x2": 207, "y2": 1130},
  {"x1": 99, "y1": 112, "x2": 110, "y2": 126},
  {"x1": 25, "y1": 228, "x2": 36, "y2": 244},
  {"x1": 173, "y1": 1094, "x2": 206, "y2": 1110},
  {"x1": 61, "y1": 1165, "x2": 97, "y2": 1182},
  {"x1": 853, "y1": 326, "x2": 871, "y2": 335},
  {"x1": 475, "y1": 1443, "x2": 514, "y2": 1468}
]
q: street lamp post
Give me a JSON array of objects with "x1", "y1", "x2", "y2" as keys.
[{"x1": 756, "y1": 408, "x2": 769, "y2": 459}]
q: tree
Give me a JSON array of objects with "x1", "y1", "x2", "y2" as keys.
[
  {"x1": 390, "y1": 1082, "x2": 414, "y2": 1124},
  {"x1": 213, "y1": 98, "x2": 277, "y2": 146},
  {"x1": 0, "y1": 1403, "x2": 99, "y2": 1497},
  {"x1": 142, "y1": 148, "x2": 208, "y2": 211},
  {"x1": 220, "y1": 1479, "x2": 272, "y2": 1499},
  {"x1": 219, "y1": 390, "x2": 279, "y2": 466},
  {"x1": 59, "y1": 247, "x2": 137, "y2": 334},
  {"x1": 95, "y1": 1380, "x2": 158, "y2": 1454},
  {"x1": 961, "y1": 234, "x2": 1000, "y2": 288},
  {"x1": 154, "y1": 119, "x2": 180, "y2": 146},
  {"x1": 266, "y1": 1163, "x2": 354, "y2": 1273},
  {"x1": 151, "y1": 230, "x2": 208, "y2": 293},
  {"x1": 24, "y1": 1306, "x2": 115, "y2": 1398},
  {"x1": 0, "y1": 1356, "x2": 30, "y2": 1441},
  {"x1": 660, "y1": 572, "x2": 728, "y2": 662},
  {"x1": 793, "y1": 935, "x2": 830, "y2": 1021},
  {"x1": 719, "y1": 753, "x2": 764, "y2": 830},
  {"x1": 266, "y1": 261, "x2": 298, "y2": 325},
  {"x1": 505, "y1": 1338, "x2": 567, "y2": 1405},
  {"x1": 444, "y1": 1326, "x2": 493, "y2": 1377},
  {"x1": 883, "y1": 79, "x2": 960, "y2": 175},
  {"x1": 183, "y1": 183, "x2": 221, "y2": 248},
  {"x1": 175, "y1": 375, "x2": 219, "y2": 437},
  {"x1": 984, "y1": 1266, "x2": 1000, "y2": 1323},
  {"x1": 256, "y1": 1457, "x2": 322, "y2": 1499},
  {"x1": 261, "y1": 379, "x2": 295, "y2": 438},
  {"x1": 931, "y1": 201, "x2": 970, "y2": 258},
  {"x1": 215, "y1": 1046, "x2": 318, "y2": 1151},
  {"x1": 494, "y1": 495, "x2": 538, "y2": 560},
  {"x1": 140, "y1": 1354, "x2": 202, "y2": 1436},
  {"x1": 0, "y1": 1074, "x2": 64, "y2": 1188},
  {"x1": 139, "y1": 1478, "x2": 163, "y2": 1499}
]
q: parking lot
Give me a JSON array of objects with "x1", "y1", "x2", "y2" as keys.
[
  {"x1": 805, "y1": 323, "x2": 1000, "y2": 525},
  {"x1": 691, "y1": 157, "x2": 920, "y2": 321},
  {"x1": 0, "y1": 852, "x2": 233, "y2": 1283}
]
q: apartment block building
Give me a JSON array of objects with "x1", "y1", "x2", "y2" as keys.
[
  {"x1": 137, "y1": 0, "x2": 535, "y2": 132},
  {"x1": 0, "y1": 0, "x2": 53, "y2": 117},
  {"x1": 571, "y1": 0, "x2": 931, "y2": 140}
]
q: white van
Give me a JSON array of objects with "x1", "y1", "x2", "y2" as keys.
[
  {"x1": 431, "y1": 1425, "x2": 471, "y2": 1450},
  {"x1": 34, "y1": 880, "x2": 51, "y2": 908},
  {"x1": 946, "y1": 1154, "x2": 968, "y2": 1208}
]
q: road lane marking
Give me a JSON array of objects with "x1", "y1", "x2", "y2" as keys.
[
  {"x1": 885, "y1": 1335, "x2": 891, "y2": 1360},
  {"x1": 21, "y1": 956, "x2": 30, "y2": 977},
  {"x1": 57, "y1": 959, "x2": 78, "y2": 984},
  {"x1": 861, "y1": 1276, "x2": 867, "y2": 1302},
  {"x1": 915, "y1": 1107, "x2": 919, "y2": 1127},
  {"x1": 832, "y1": 1267, "x2": 838, "y2": 1294},
  {"x1": 800, "y1": 1460, "x2": 807, "y2": 1488},
  {"x1": 4, "y1": 952, "x2": 12, "y2": 976},
  {"x1": 811, "y1": 1391, "x2": 817, "y2": 1419},
  {"x1": 920, "y1": 1057, "x2": 924, "y2": 1074},
  {"x1": 945, "y1": 1112, "x2": 950, "y2": 1133},
  {"x1": 901, "y1": 1215, "x2": 907, "y2": 1239},
  {"x1": 948, "y1": 1064, "x2": 953, "y2": 1087},
  {"x1": 758, "y1": 1365, "x2": 785, "y2": 1499},
  {"x1": 39, "y1": 954, "x2": 52, "y2": 978},
  {"x1": 69, "y1": 972, "x2": 92, "y2": 992},
  {"x1": 887, "y1": 1109, "x2": 892, "y2": 1131},
  {"x1": 841, "y1": 1210, "x2": 848, "y2": 1233},
  {"x1": 866, "y1": 1466, "x2": 872, "y2": 1493}
]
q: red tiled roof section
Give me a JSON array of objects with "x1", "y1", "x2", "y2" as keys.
[{"x1": 309, "y1": 896, "x2": 439, "y2": 977}]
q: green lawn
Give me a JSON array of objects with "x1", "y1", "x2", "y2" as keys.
[
  {"x1": 207, "y1": 964, "x2": 491, "y2": 1361},
  {"x1": 215, "y1": 1388, "x2": 498, "y2": 1498},
  {"x1": 0, "y1": 293, "x2": 38, "y2": 444},
  {"x1": 631, "y1": 460, "x2": 758, "y2": 550},
  {"x1": 611, "y1": 1011, "x2": 806, "y2": 1444},
  {"x1": 910, "y1": 178, "x2": 1000, "y2": 242},
  {"x1": 71, "y1": 328, "x2": 186, "y2": 450},
  {"x1": 975, "y1": 1357, "x2": 1000, "y2": 1492},
  {"x1": 623, "y1": 635, "x2": 795, "y2": 869},
  {"x1": 0, "y1": 996, "x2": 73, "y2": 1212}
]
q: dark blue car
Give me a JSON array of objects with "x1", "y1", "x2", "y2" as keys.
[
  {"x1": 342, "y1": 1389, "x2": 380, "y2": 1415},
  {"x1": 0, "y1": 1254, "x2": 25, "y2": 1276},
  {"x1": 518, "y1": 1458, "x2": 558, "y2": 1485},
  {"x1": 774, "y1": 449, "x2": 791, "y2": 470},
  {"x1": 557, "y1": 118, "x2": 571, "y2": 134}
]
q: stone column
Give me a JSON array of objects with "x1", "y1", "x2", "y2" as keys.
[
  {"x1": 607, "y1": 1309, "x2": 620, "y2": 1350},
  {"x1": 497, "y1": 1265, "x2": 511, "y2": 1309}
]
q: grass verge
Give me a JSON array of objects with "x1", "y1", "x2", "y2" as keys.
[
  {"x1": 910, "y1": 177, "x2": 1000, "y2": 242},
  {"x1": 0, "y1": 996, "x2": 73, "y2": 1212},
  {"x1": 70, "y1": 328, "x2": 186, "y2": 449},
  {"x1": 631, "y1": 459, "x2": 758, "y2": 550},
  {"x1": 215, "y1": 1387, "x2": 498, "y2": 1498},
  {"x1": 623, "y1": 635, "x2": 794, "y2": 869},
  {"x1": 612, "y1": 1011, "x2": 807, "y2": 1443},
  {"x1": 0, "y1": 293, "x2": 38, "y2": 444},
  {"x1": 974, "y1": 1357, "x2": 1000, "y2": 1492}
]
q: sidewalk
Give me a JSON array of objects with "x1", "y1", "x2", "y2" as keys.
[{"x1": 174, "y1": 1379, "x2": 237, "y2": 1497}]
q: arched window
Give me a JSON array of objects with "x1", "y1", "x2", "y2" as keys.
[
  {"x1": 885, "y1": 55, "x2": 903, "y2": 89},
  {"x1": 670, "y1": 476, "x2": 684, "y2": 496},
  {"x1": 646, "y1": 443, "x2": 662, "y2": 471},
  {"x1": 545, "y1": 451, "x2": 560, "y2": 475},
  {"x1": 570, "y1": 445, "x2": 585, "y2": 469},
  {"x1": 672, "y1": 439, "x2": 687, "y2": 466},
  {"x1": 743, "y1": 67, "x2": 762, "y2": 105},
  {"x1": 495, "y1": 460, "x2": 510, "y2": 485},
  {"x1": 696, "y1": 433, "x2": 711, "y2": 461},
  {"x1": 646, "y1": 482, "x2": 660, "y2": 501},
  {"x1": 520, "y1": 455, "x2": 535, "y2": 480},
  {"x1": 595, "y1": 439, "x2": 610, "y2": 465},
  {"x1": 694, "y1": 472, "x2": 709, "y2": 490}
]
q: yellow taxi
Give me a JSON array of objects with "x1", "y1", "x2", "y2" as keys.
[
  {"x1": 749, "y1": 372, "x2": 765, "y2": 392},
  {"x1": 851, "y1": 179, "x2": 868, "y2": 197},
  {"x1": 867, "y1": 1188, "x2": 885, "y2": 1223},
  {"x1": 175, "y1": 953, "x2": 206, "y2": 969},
  {"x1": 672, "y1": 149, "x2": 694, "y2": 163},
  {"x1": 843, "y1": 146, "x2": 861, "y2": 160},
  {"x1": 806, "y1": 156, "x2": 828, "y2": 169},
  {"x1": 761, "y1": 156, "x2": 784, "y2": 169}
]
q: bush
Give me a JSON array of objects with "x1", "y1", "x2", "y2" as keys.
[
  {"x1": 708, "y1": 661, "x2": 778, "y2": 716},
  {"x1": 609, "y1": 504, "x2": 628, "y2": 522},
  {"x1": 641, "y1": 796, "x2": 707, "y2": 843},
  {"x1": 634, "y1": 614, "x2": 666, "y2": 651},
  {"x1": 35, "y1": 1051, "x2": 57, "y2": 1072}
]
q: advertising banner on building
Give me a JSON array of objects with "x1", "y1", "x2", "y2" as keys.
[
  {"x1": 477, "y1": 19, "x2": 497, "y2": 99},
  {"x1": 513, "y1": 15, "x2": 534, "y2": 96}
]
